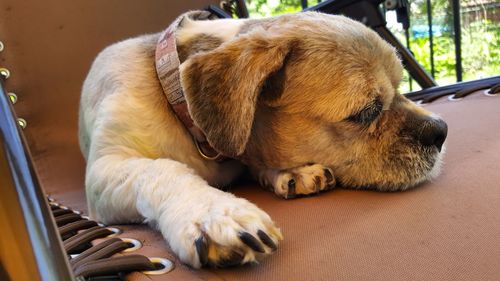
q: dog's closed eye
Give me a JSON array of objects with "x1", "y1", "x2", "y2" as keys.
[{"x1": 347, "y1": 97, "x2": 383, "y2": 124}]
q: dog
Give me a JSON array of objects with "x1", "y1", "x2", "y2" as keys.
[{"x1": 79, "y1": 11, "x2": 447, "y2": 268}]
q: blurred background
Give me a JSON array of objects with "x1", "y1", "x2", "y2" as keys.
[{"x1": 243, "y1": 0, "x2": 499, "y2": 92}]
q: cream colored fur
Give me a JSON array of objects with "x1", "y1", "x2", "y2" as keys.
[
  {"x1": 79, "y1": 33, "x2": 279, "y2": 268},
  {"x1": 176, "y1": 16, "x2": 245, "y2": 44}
]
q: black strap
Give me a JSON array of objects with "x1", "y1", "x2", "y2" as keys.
[
  {"x1": 405, "y1": 76, "x2": 500, "y2": 103},
  {"x1": 71, "y1": 238, "x2": 131, "y2": 269},
  {"x1": 48, "y1": 197, "x2": 166, "y2": 280},
  {"x1": 56, "y1": 212, "x2": 84, "y2": 226},
  {"x1": 53, "y1": 208, "x2": 74, "y2": 217},
  {"x1": 73, "y1": 255, "x2": 156, "y2": 278},
  {"x1": 64, "y1": 226, "x2": 114, "y2": 254},
  {"x1": 59, "y1": 220, "x2": 98, "y2": 238}
]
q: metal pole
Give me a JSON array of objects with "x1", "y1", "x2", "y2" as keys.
[
  {"x1": 452, "y1": 0, "x2": 463, "y2": 82},
  {"x1": 374, "y1": 26, "x2": 437, "y2": 88},
  {"x1": 301, "y1": 0, "x2": 308, "y2": 9},
  {"x1": 426, "y1": 0, "x2": 435, "y2": 78},
  {"x1": 405, "y1": 28, "x2": 413, "y2": 91}
]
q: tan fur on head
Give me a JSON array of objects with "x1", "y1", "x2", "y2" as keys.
[{"x1": 180, "y1": 12, "x2": 447, "y2": 191}]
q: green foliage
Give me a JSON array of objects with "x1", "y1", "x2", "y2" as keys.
[
  {"x1": 246, "y1": 0, "x2": 499, "y2": 92},
  {"x1": 461, "y1": 20, "x2": 500, "y2": 81},
  {"x1": 402, "y1": 0, "x2": 499, "y2": 89},
  {"x1": 246, "y1": 0, "x2": 301, "y2": 18}
]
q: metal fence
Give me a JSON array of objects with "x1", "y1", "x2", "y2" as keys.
[{"x1": 299, "y1": 0, "x2": 499, "y2": 86}]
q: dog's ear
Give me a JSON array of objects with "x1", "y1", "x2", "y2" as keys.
[{"x1": 180, "y1": 31, "x2": 293, "y2": 157}]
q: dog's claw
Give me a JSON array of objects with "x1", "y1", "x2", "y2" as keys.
[
  {"x1": 184, "y1": 198, "x2": 281, "y2": 268},
  {"x1": 217, "y1": 251, "x2": 244, "y2": 267},
  {"x1": 195, "y1": 236, "x2": 208, "y2": 267},
  {"x1": 239, "y1": 231, "x2": 265, "y2": 253},
  {"x1": 314, "y1": 176, "x2": 322, "y2": 193},
  {"x1": 287, "y1": 179, "x2": 296, "y2": 199},
  {"x1": 257, "y1": 230, "x2": 277, "y2": 251},
  {"x1": 324, "y1": 168, "x2": 334, "y2": 184}
]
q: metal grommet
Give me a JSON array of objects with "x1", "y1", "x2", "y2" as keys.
[
  {"x1": 17, "y1": 118, "x2": 27, "y2": 129},
  {"x1": 49, "y1": 202, "x2": 60, "y2": 207},
  {"x1": 484, "y1": 89, "x2": 498, "y2": 97},
  {"x1": 0, "y1": 68, "x2": 10, "y2": 79},
  {"x1": 0, "y1": 41, "x2": 4, "y2": 52},
  {"x1": 8, "y1": 93, "x2": 17, "y2": 104},
  {"x1": 106, "y1": 227, "x2": 122, "y2": 237},
  {"x1": 415, "y1": 100, "x2": 426, "y2": 106},
  {"x1": 120, "y1": 238, "x2": 142, "y2": 252},
  {"x1": 448, "y1": 95, "x2": 463, "y2": 101},
  {"x1": 81, "y1": 215, "x2": 105, "y2": 226},
  {"x1": 142, "y1": 257, "x2": 174, "y2": 275}
]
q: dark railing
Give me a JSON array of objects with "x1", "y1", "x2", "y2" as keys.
[
  {"x1": 298, "y1": 0, "x2": 481, "y2": 85},
  {"x1": 304, "y1": 0, "x2": 437, "y2": 89},
  {"x1": 219, "y1": 0, "x2": 499, "y2": 97},
  {"x1": 452, "y1": 0, "x2": 462, "y2": 82},
  {"x1": 426, "y1": 0, "x2": 435, "y2": 78}
]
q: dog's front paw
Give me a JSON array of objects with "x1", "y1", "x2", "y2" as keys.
[
  {"x1": 165, "y1": 195, "x2": 282, "y2": 268},
  {"x1": 259, "y1": 164, "x2": 336, "y2": 199}
]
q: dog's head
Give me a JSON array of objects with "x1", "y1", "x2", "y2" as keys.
[{"x1": 179, "y1": 12, "x2": 447, "y2": 191}]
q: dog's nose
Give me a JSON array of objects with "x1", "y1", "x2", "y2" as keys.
[{"x1": 419, "y1": 118, "x2": 448, "y2": 152}]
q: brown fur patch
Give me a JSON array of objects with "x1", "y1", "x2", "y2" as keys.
[
  {"x1": 177, "y1": 34, "x2": 223, "y2": 63},
  {"x1": 180, "y1": 29, "x2": 295, "y2": 157}
]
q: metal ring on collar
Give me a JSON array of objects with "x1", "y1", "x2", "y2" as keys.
[
  {"x1": 0, "y1": 41, "x2": 4, "y2": 52},
  {"x1": 142, "y1": 257, "x2": 174, "y2": 275},
  {"x1": 194, "y1": 138, "x2": 221, "y2": 161}
]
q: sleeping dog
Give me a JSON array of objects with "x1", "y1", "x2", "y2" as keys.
[{"x1": 79, "y1": 11, "x2": 447, "y2": 268}]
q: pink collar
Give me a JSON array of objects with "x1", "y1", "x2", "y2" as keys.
[{"x1": 155, "y1": 11, "x2": 227, "y2": 161}]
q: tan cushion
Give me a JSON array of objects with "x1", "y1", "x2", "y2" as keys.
[{"x1": 2, "y1": 1, "x2": 499, "y2": 280}]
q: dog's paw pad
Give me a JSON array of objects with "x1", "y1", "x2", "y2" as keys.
[{"x1": 260, "y1": 164, "x2": 336, "y2": 199}]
